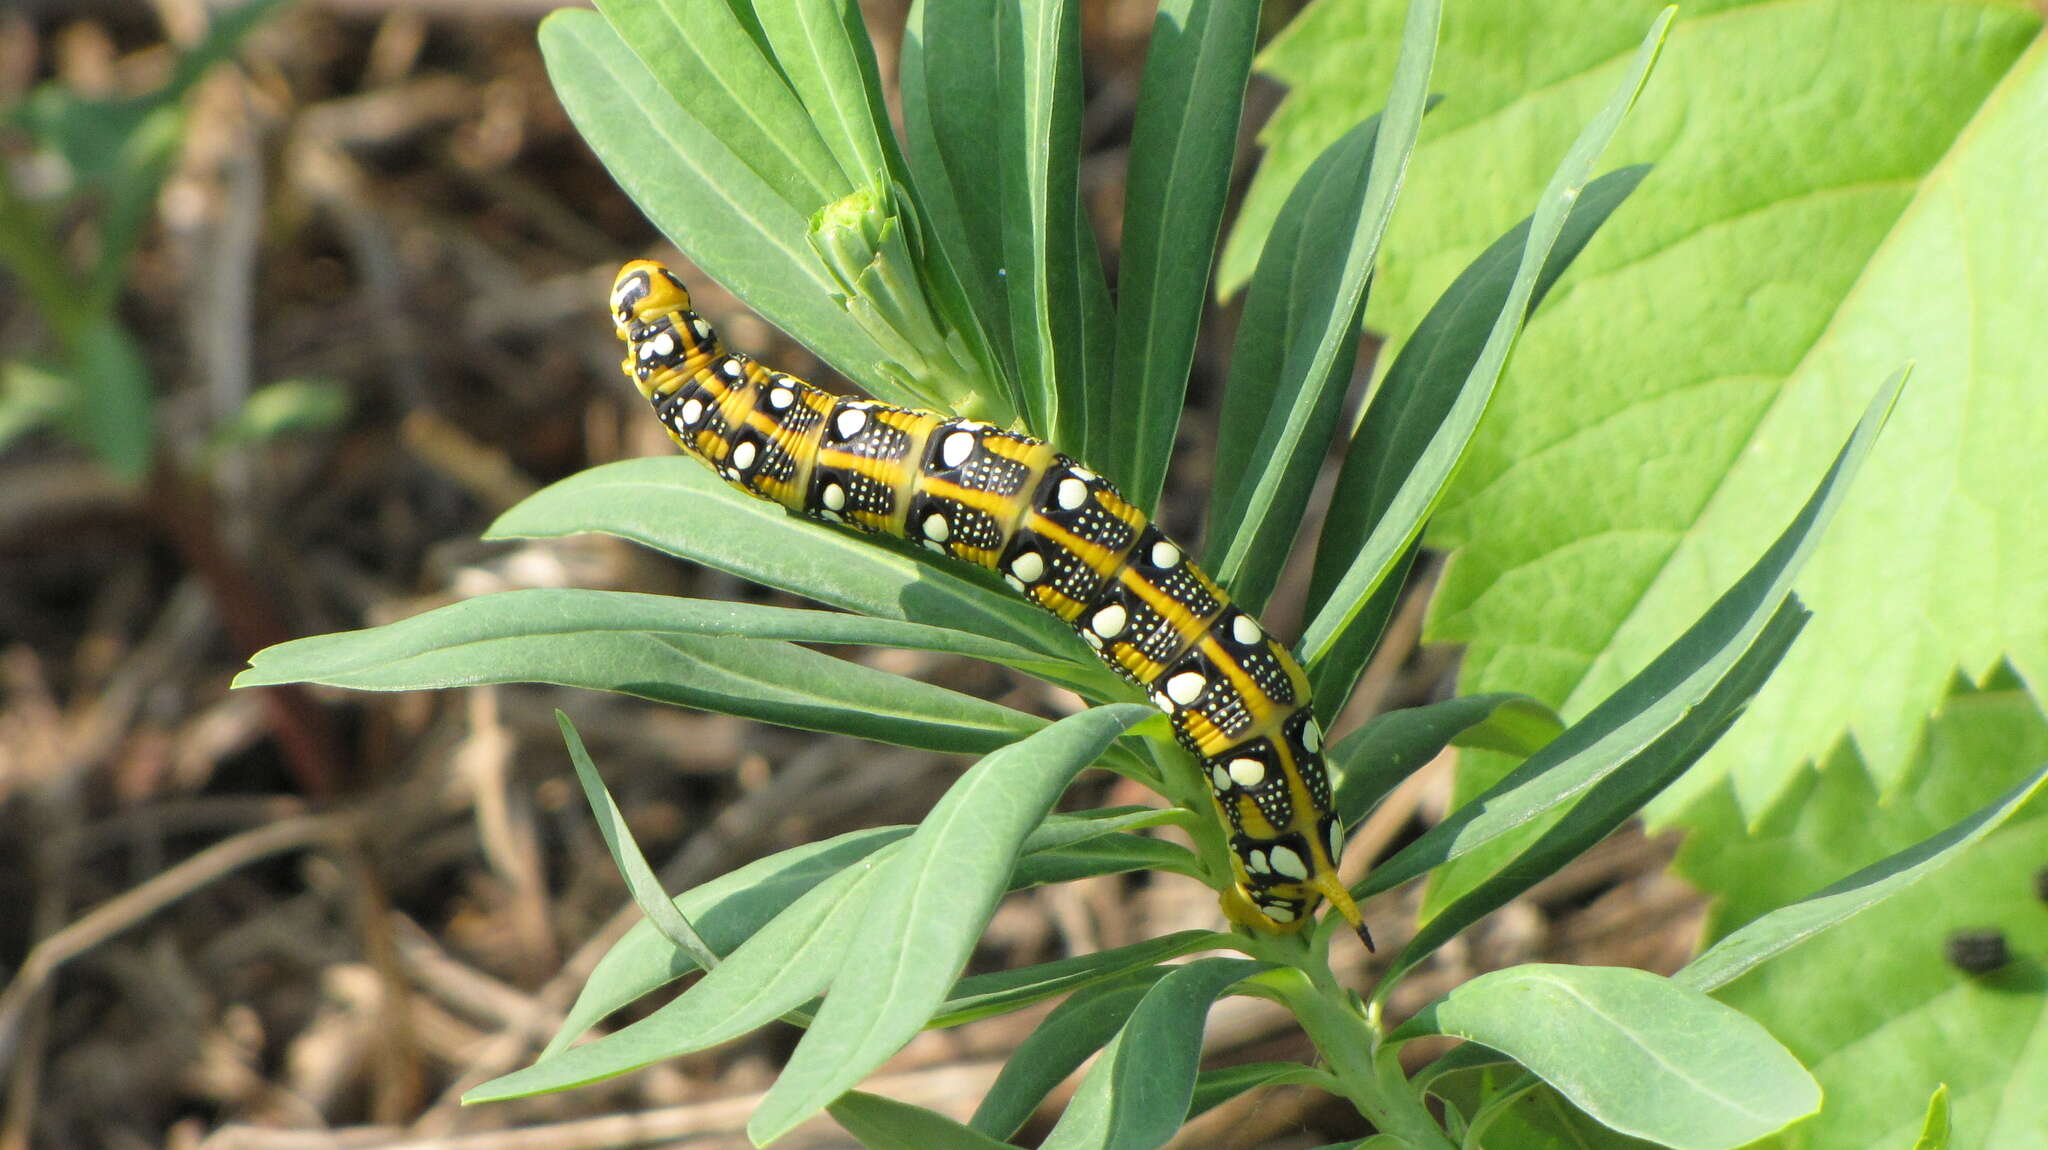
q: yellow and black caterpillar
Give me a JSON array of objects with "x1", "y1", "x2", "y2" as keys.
[{"x1": 611, "y1": 260, "x2": 1368, "y2": 943}]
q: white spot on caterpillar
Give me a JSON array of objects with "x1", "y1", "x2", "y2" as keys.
[
  {"x1": 1227, "y1": 757, "x2": 1265, "y2": 788},
  {"x1": 1264, "y1": 905, "x2": 1297, "y2": 923},
  {"x1": 1302, "y1": 718, "x2": 1323, "y2": 754},
  {"x1": 940, "y1": 431, "x2": 976, "y2": 468},
  {"x1": 1090, "y1": 604, "x2": 1127, "y2": 639},
  {"x1": 680, "y1": 398, "x2": 704, "y2": 425},
  {"x1": 1150, "y1": 690, "x2": 1174, "y2": 713},
  {"x1": 923, "y1": 539, "x2": 946, "y2": 554},
  {"x1": 1004, "y1": 574, "x2": 1025, "y2": 592},
  {"x1": 1166, "y1": 671, "x2": 1206, "y2": 706},
  {"x1": 1231, "y1": 615, "x2": 1263, "y2": 645},
  {"x1": 923, "y1": 514, "x2": 950, "y2": 542},
  {"x1": 1009, "y1": 552, "x2": 1045, "y2": 583},
  {"x1": 835, "y1": 408, "x2": 868, "y2": 438},
  {"x1": 637, "y1": 341, "x2": 656, "y2": 360},
  {"x1": 1247, "y1": 849, "x2": 1270, "y2": 874},
  {"x1": 1070, "y1": 467, "x2": 1097, "y2": 482},
  {"x1": 720, "y1": 357, "x2": 743, "y2": 379},
  {"x1": 1328, "y1": 821, "x2": 1346, "y2": 864},
  {"x1": 1082, "y1": 630, "x2": 1104, "y2": 650},
  {"x1": 689, "y1": 316, "x2": 712, "y2": 341},
  {"x1": 1269, "y1": 845, "x2": 1309, "y2": 880},
  {"x1": 651, "y1": 331, "x2": 676, "y2": 358},
  {"x1": 1056, "y1": 477, "x2": 1088, "y2": 510},
  {"x1": 731, "y1": 441, "x2": 757, "y2": 470},
  {"x1": 1211, "y1": 765, "x2": 1232, "y2": 791},
  {"x1": 768, "y1": 386, "x2": 795, "y2": 410},
  {"x1": 822, "y1": 483, "x2": 847, "y2": 511},
  {"x1": 1151, "y1": 540, "x2": 1181, "y2": 568}
]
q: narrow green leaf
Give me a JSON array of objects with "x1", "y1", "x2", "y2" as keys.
[
  {"x1": 592, "y1": 0, "x2": 847, "y2": 211},
  {"x1": 1377, "y1": 596, "x2": 1806, "y2": 996},
  {"x1": 1009, "y1": 833, "x2": 1202, "y2": 889},
  {"x1": 936, "y1": 930, "x2": 1223, "y2": 1032},
  {"x1": 1911, "y1": 1084, "x2": 1952, "y2": 1150},
  {"x1": 243, "y1": 586, "x2": 1110, "y2": 700},
  {"x1": 487, "y1": 457, "x2": 1086, "y2": 663},
  {"x1": 1677, "y1": 760, "x2": 2048, "y2": 995},
  {"x1": 1109, "y1": 0, "x2": 1259, "y2": 508},
  {"x1": 1304, "y1": 165, "x2": 1650, "y2": 711},
  {"x1": 1328, "y1": 693, "x2": 1562, "y2": 826},
  {"x1": 1355, "y1": 365, "x2": 1904, "y2": 904},
  {"x1": 1204, "y1": 0, "x2": 1439, "y2": 611},
  {"x1": 901, "y1": 0, "x2": 1014, "y2": 374},
  {"x1": 538, "y1": 10, "x2": 904, "y2": 402},
  {"x1": 996, "y1": 0, "x2": 1112, "y2": 446},
  {"x1": 555, "y1": 711, "x2": 715, "y2": 970},
  {"x1": 750, "y1": 0, "x2": 903, "y2": 190},
  {"x1": 832, "y1": 1092, "x2": 1014, "y2": 1150},
  {"x1": 236, "y1": 593, "x2": 1046, "y2": 756},
  {"x1": 65, "y1": 316, "x2": 153, "y2": 481},
  {"x1": 0, "y1": 360, "x2": 67, "y2": 451},
  {"x1": 1186, "y1": 1061, "x2": 1319, "y2": 1121},
  {"x1": 537, "y1": 813, "x2": 1195, "y2": 1069},
  {"x1": 968, "y1": 966, "x2": 1173, "y2": 1140},
  {"x1": 1393, "y1": 964, "x2": 1819, "y2": 1150},
  {"x1": 1038, "y1": 958, "x2": 1270, "y2": 1150},
  {"x1": 1201, "y1": 114, "x2": 1376, "y2": 604},
  {"x1": 470, "y1": 846, "x2": 889, "y2": 1101},
  {"x1": 1296, "y1": 9, "x2": 1673, "y2": 666},
  {"x1": 546, "y1": 826, "x2": 910, "y2": 1060},
  {"x1": 750, "y1": 705, "x2": 1155, "y2": 1144}
]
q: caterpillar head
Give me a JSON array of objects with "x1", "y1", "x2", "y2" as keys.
[
  {"x1": 611, "y1": 260, "x2": 722, "y2": 398},
  {"x1": 610, "y1": 259, "x2": 692, "y2": 334}
]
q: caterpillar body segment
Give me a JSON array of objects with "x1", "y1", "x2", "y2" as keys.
[{"x1": 610, "y1": 260, "x2": 1369, "y2": 945}]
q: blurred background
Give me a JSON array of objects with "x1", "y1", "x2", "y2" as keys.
[{"x1": 0, "y1": 2, "x2": 1708, "y2": 1146}]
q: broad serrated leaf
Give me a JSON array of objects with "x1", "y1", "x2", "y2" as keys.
[
  {"x1": 1233, "y1": 0, "x2": 2048, "y2": 821},
  {"x1": 1356, "y1": 367, "x2": 1902, "y2": 908},
  {"x1": 1676, "y1": 675, "x2": 2048, "y2": 1147}
]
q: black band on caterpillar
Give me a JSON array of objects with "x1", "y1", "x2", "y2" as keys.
[{"x1": 611, "y1": 260, "x2": 1370, "y2": 947}]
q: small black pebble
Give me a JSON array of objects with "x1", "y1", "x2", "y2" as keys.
[{"x1": 1945, "y1": 928, "x2": 2009, "y2": 974}]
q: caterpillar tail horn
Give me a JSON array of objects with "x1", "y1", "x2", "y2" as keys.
[{"x1": 1315, "y1": 873, "x2": 1374, "y2": 953}]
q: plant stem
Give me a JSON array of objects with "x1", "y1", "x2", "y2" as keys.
[{"x1": 1263, "y1": 968, "x2": 1455, "y2": 1149}]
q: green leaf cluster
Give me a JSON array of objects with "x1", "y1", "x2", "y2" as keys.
[
  {"x1": 0, "y1": 0, "x2": 295, "y2": 477},
  {"x1": 234, "y1": 1, "x2": 2043, "y2": 1147}
]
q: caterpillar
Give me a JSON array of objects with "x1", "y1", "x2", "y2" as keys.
[{"x1": 610, "y1": 260, "x2": 1369, "y2": 946}]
